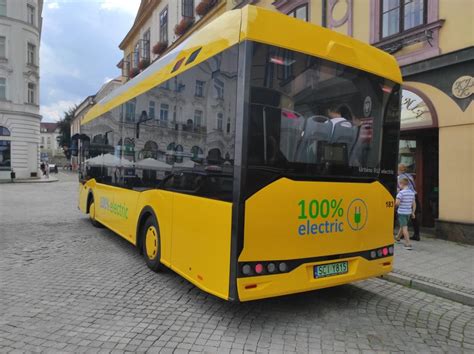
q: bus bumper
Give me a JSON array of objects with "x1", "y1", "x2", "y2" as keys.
[{"x1": 236, "y1": 256, "x2": 393, "y2": 302}]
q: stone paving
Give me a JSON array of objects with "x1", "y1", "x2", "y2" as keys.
[
  {"x1": 0, "y1": 173, "x2": 473, "y2": 353},
  {"x1": 392, "y1": 237, "x2": 474, "y2": 296}
]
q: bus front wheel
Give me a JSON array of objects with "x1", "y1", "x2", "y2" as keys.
[
  {"x1": 89, "y1": 199, "x2": 103, "y2": 228},
  {"x1": 141, "y1": 216, "x2": 164, "y2": 272}
]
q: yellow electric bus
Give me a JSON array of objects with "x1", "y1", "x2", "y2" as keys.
[{"x1": 78, "y1": 5, "x2": 402, "y2": 302}]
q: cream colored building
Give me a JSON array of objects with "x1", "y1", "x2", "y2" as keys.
[
  {"x1": 39, "y1": 122, "x2": 61, "y2": 159},
  {"x1": 0, "y1": 0, "x2": 43, "y2": 180}
]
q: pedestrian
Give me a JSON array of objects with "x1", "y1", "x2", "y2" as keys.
[
  {"x1": 395, "y1": 177, "x2": 416, "y2": 250},
  {"x1": 397, "y1": 163, "x2": 420, "y2": 241},
  {"x1": 40, "y1": 161, "x2": 46, "y2": 176}
]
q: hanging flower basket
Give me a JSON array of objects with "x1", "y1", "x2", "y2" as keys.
[
  {"x1": 152, "y1": 41, "x2": 168, "y2": 55},
  {"x1": 196, "y1": 0, "x2": 217, "y2": 17},
  {"x1": 175, "y1": 17, "x2": 195, "y2": 36},
  {"x1": 129, "y1": 67, "x2": 140, "y2": 79},
  {"x1": 138, "y1": 58, "x2": 150, "y2": 70}
]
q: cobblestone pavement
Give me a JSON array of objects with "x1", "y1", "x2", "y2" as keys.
[
  {"x1": 1, "y1": 173, "x2": 473, "y2": 353},
  {"x1": 392, "y1": 237, "x2": 474, "y2": 296}
]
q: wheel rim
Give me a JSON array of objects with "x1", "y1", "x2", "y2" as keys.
[
  {"x1": 145, "y1": 226, "x2": 158, "y2": 260},
  {"x1": 90, "y1": 202, "x2": 96, "y2": 220}
]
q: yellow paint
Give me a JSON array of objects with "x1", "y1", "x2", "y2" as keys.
[
  {"x1": 135, "y1": 190, "x2": 174, "y2": 266},
  {"x1": 439, "y1": 0, "x2": 474, "y2": 55},
  {"x1": 237, "y1": 256, "x2": 393, "y2": 301},
  {"x1": 238, "y1": 178, "x2": 394, "y2": 301},
  {"x1": 352, "y1": 1, "x2": 370, "y2": 43},
  {"x1": 170, "y1": 193, "x2": 232, "y2": 300},
  {"x1": 145, "y1": 226, "x2": 159, "y2": 259},
  {"x1": 83, "y1": 5, "x2": 401, "y2": 126},
  {"x1": 90, "y1": 201, "x2": 96, "y2": 221},
  {"x1": 405, "y1": 81, "x2": 474, "y2": 128},
  {"x1": 439, "y1": 125, "x2": 474, "y2": 223},
  {"x1": 79, "y1": 178, "x2": 232, "y2": 300},
  {"x1": 240, "y1": 178, "x2": 394, "y2": 262},
  {"x1": 402, "y1": 81, "x2": 474, "y2": 225},
  {"x1": 241, "y1": 6, "x2": 402, "y2": 83}
]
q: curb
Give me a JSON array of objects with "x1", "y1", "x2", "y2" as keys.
[
  {"x1": 11, "y1": 178, "x2": 59, "y2": 184},
  {"x1": 380, "y1": 273, "x2": 474, "y2": 307}
]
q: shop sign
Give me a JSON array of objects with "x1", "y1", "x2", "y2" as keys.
[
  {"x1": 401, "y1": 89, "x2": 434, "y2": 130},
  {"x1": 452, "y1": 75, "x2": 473, "y2": 99}
]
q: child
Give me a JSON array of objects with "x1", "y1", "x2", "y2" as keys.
[{"x1": 395, "y1": 177, "x2": 416, "y2": 250}]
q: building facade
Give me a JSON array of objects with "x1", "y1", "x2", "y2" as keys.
[
  {"x1": 39, "y1": 122, "x2": 61, "y2": 161},
  {"x1": 0, "y1": 0, "x2": 43, "y2": 180}
]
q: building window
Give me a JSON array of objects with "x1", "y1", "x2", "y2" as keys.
[
  {"x1": 0, "y1": 36, "x2": 6, "y2": 58},
  {"x1": 0, "y1": 0, "x2": 6, "y2": 16},
  {"x1": 148, "y1": 101, "x2": 155, "y2": 119},
  {"x1": 182, "y1": 0, "x2": 194, "y2": 18},
  {"x1": 195, "y1": 80, "x2": 204, "y2": 97},
  {"x1": 27, "y1": 83, "x2": 36, "y2": 104},
  {"x1": 0, "y1": 140, "x2": 10, "y2": 170},
  {"x1": 214, "y1": 79, "x2": 224, "y2": 99},
  {"x1": 288, "y1": 4, "x2": 308, "y2": 21},
  {"x1": 0, "y1": 126, "x2": 10, "y2": 136},
  {"x1": 217, "y1": 113, "x2": 223, "y2": 131},
  {"x1": 27, "y1": 43, "x2": 36, "y2": 65},
  {"x1": 0, "y1": 78, "x2": 6, "y2": 100},
  {"x1": 160, "y1": 7, "x2": 168, "y2": 43},
  {"x1": 160, "y1": 103, "x2": 169, "y2": 121},
  {"x1": 226, "y1": 117, "x2": 230, "y2": 134},
  {"x1": 125, "y1": 98, "x2": 136, "y2": 122},
  {"x1": 27, "y1": 4, "x2": 35, "y2": 25},
  {"x1": 133, "y1": 42, "x2": 140, "y2": 68},
  {"x1": 194, "y1": 110, "x2": 202, "y2": 127},
  {"x1": 142, "y1": 29, "x2": 150, "y2": 60},
  {"x1": 125, "y1": 53, "x2": 131, "y2": 76},
  {"x1": 381, "y1": 0, "x2": 426, "y2": 38}
]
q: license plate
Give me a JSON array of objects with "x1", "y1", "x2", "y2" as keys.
[{"x1": 314, "y1": 261, "x2": 348, "y2": 278}]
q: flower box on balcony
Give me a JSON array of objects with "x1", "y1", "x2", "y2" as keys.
[
  {"x1": 138, "y1": 58, "x2": 150, "y2": 70},
  {"x1": 129, "y1": 67, "x2": 140, "y2": 79},
  {"x1": 196, "y1": 0, "x2": 217, "y2": 17},
  {"x1": 152, "y1": 41, "x2": 168, "y2": 55},
  {"x1": 175, "y1": 17, "x2": 195, "y2": 36}
]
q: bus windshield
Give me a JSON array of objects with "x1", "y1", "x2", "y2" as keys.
[{"x1": 246, "y1": 43, "x2": 400, "y2": 194}]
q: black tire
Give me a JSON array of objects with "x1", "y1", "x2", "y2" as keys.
[
  {"x1": 89, "y1": 198, "x2": 104, "y2": 228},
  {"x1": 141, "y1": 216, "x2": 164, "y2": 272}
]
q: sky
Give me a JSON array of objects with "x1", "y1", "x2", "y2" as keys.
[{"x1": 40, "y1": 0, "x2": 141, "y2": 122}]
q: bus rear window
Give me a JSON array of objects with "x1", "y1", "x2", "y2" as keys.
[{"x1": 246, "y1": 43, "x2": 399, "y2": 189}]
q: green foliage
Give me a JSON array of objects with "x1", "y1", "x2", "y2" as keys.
[{"x1": 57, "y1": 105, "x2": 77, "y2": 158}]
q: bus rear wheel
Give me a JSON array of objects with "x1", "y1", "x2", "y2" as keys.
[{"x1": 142, "y1": 216, "x2": 164, "y2": 272}]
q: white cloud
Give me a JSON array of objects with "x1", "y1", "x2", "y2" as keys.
[
  {"x1": 99, "y1": 0, "x2": 140, "y2": 14},
  {"x1": 47, "y1": 2, "x2": 60, "y2": 9},
  {"x1": 41, "y1": 99, "x2": 81, "y2": 122}
]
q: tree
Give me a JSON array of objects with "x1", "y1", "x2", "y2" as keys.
[{"x1": 57, "y1": 105, "x2": 77, "y2": 159}]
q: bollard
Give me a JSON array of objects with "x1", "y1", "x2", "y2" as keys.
[{"x1": 10, "y1": 170, "x2": 15, "y2": 182}]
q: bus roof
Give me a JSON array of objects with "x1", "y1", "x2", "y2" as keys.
[{"x1": 82, "y1": 5, "x2": 402, "y2": 125}]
